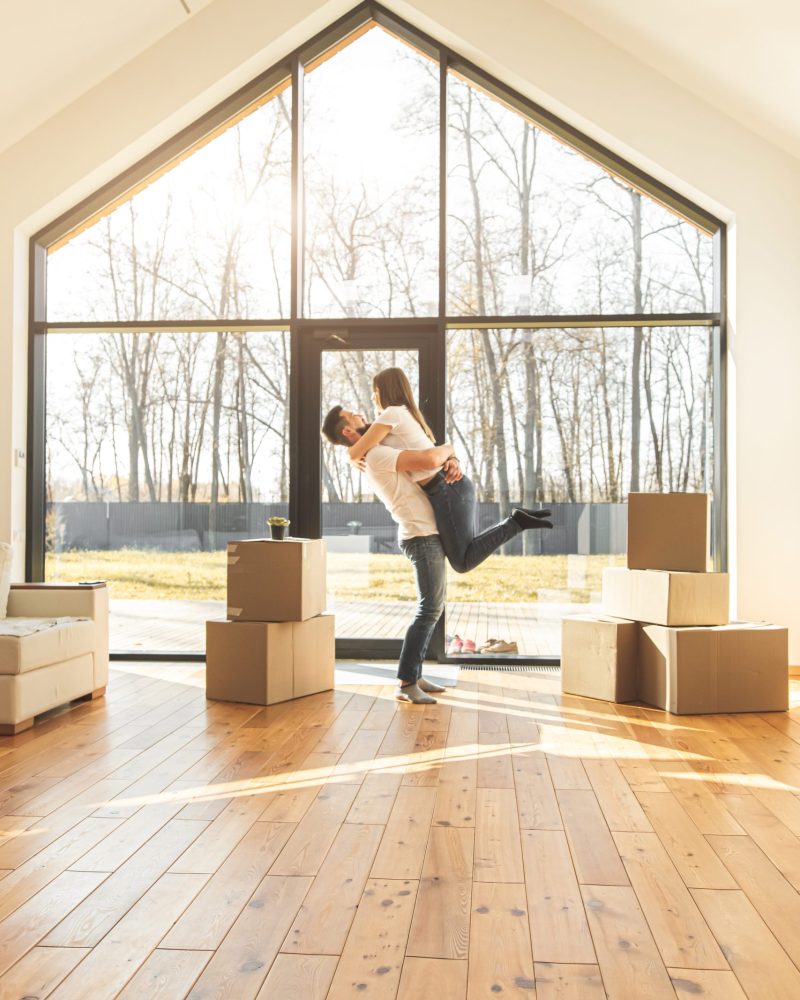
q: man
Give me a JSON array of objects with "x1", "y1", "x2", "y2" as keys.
[{"x1": 322, "y1": 405, "x2": 458, "y2": 705}]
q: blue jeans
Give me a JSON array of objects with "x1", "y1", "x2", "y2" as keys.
[
  {"x1": 397, "y1": 534, "x2": 446, "y2": 684},
  {"x1": 422, "y1": 473, "x2": 521, "y2": 573}
]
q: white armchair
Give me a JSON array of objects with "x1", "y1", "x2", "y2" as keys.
[{"x1": 0, "y1": 583, "x2": 109, "y2": 735}]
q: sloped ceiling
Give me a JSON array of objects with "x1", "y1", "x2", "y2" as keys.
[
  {"x1": 0, "y1": 0, "x2": 213, "y2": 155},
  {"x1": 2, "y1": 0, "x2": 800, "y2": 160},
  {"x1": 544, "y1": 0, "x2": 800, "y2": 159}
]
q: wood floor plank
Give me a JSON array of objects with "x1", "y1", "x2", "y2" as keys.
[
  {"x1": 557, "y1": 789, "x2": 628, "y2": 886},
  {"x1": 0, "y1": 946, "x2": 90, "y2": 1000},
  {"x1": 513, "y1": 753, "x2": 561, "y2": 830},
  {"x1": 282, "y1": 823, "x2": 384, "y2": 955},
  {"x1": 269, "y1": 783, "x2": 360, "y2": 877},
  {"x1": 407, "y1": 826, "x2": 473, "y2": 960},
  {"x1": 720, "y1": 792, "x2": 800, "y2": 890},
  {"x1": 397, "y1": 958, "x2": 467, "y2": 1000},
  {"x1": 466, "y1": 882, "x2": 535, "y2": 1000},
  {"x1": 692, "y1": 888, "x2": 800, "y2": 1000},
  {"x1": 347, "y1": 771, "x2": 403, "y2": 825},
  {"x1": 473, "y1": 787, "x2": 524, "y2": 883},
  {"x1": 46, "y1": 818, "x2": 208, "y2": 947},
  {"x1": 583, "y1": 759, "x2": 652, "y2": 832},
  {"x1": 117, "y1": 949, "x2": 211, "y2": 1000},
  {"x1": 521, "y1": 830, "x2": 596, "y2": 964},
  {"x1": 184, "y1": 875, "x2": 311, "y2": 1000},
  {"x1": 635, "y1": 791, "x2": 738, "y2": 889},
  {"x1": 668, "y1": 968, "x2": 748, "y2": 1000},
  {"x1": 371, "y1": 785, "x2": 437, "y2": 880},
  {"x1": 326, "y1": 878, "x2": 419, "y2": 1000},
  {"x1": 49, "y1": 872, "x2": 208, "y2": 1000},
  {"x1": 256, "y1": 954, "x2": 338, "y2": 1000},
  {"x1": 581, "y1": 884, "x2": 676, "y2": 1000},
  {"x1": 432, "y1": 758, "x2": 477, "y2": 829},
  {"x1": 614, "y1": 831, "x2": 728, "y2": 970},
  {"x1": 534, "y1": 963, "x2": 606, "y2": 1000},
  {"x1": 708, "y1": 833, "x2": 800, "y2": 968},
  {"x1": 162, "y1": 820, "x2": 295, "y2": 951}
]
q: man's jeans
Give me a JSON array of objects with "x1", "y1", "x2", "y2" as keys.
[
  {"x1": 397, "y1": 534, "x2": 446, "y2": 684},
  {"x1": 422, "y1": 473, "x2": 521, "y2": 573}
]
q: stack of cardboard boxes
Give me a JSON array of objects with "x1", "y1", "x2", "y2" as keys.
[
  {"x1": 562, "y1": 493, "x2": 789, "y2": 714},
  {"x1": 206, "y1": 538, "x2": 334, "y2": 705}
]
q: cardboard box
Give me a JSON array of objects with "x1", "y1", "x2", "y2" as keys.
[
  {"x1": 561, "y1": 615, "x2": 638, "y2": 702},
  {"x1": 602, "y1": 567, "x2": 729, "y2": 627},
  {"x1": 206, "y1": 619, "x2": 294, "y2": 705},
  {"x1": 293, "y1": 613, "x2": 336, "y2": 698},
  {"x1": 628, "y1": 492, "x2": 711, "y2": 572},
  {"x1": 639, "y1": 622, "x2": 789, "y2": 714},
  {"x1": 227, "y1": 538, "x2": 326, "y2": 622},
  {"x1": 206, "y1": 614, "x2": 335, "y2": 706}
]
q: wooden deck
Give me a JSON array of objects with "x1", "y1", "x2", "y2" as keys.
[
  {"x1": 110, "y1": 599, "x2": 568, "y2": 655},
  {"x1": 0, "y1": 662, "x2": 799, "y2": 998}
]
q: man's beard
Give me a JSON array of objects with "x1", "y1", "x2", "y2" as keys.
[{"x1": 356, "y1": 423, "x2": 372, "y2": 437}]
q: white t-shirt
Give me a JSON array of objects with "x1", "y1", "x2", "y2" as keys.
[
  {"x1": 375, "y1": 405, "x2": 441, "y2": 483},
  {"x1": 364, "y1": 444, "x2": 438, "y2": 541}
]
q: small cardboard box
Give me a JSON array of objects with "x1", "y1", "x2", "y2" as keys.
[
  {"x1": 561, "y1": 615, "x2": 638, "y2": 702},
  {"x1": 206, "y1": 619, "x2": 294, "y2": 705},
  {"x1": 293, "y1": 613, "x2": 336, "y2": 698},
  {"x1": 602, "y1": 567, "x2": 729, "y2": 627},
  {"x1": 639, "y1": 622, "x2": 789, "y2": 714},
  {"x1": 628, "y1": 492, "x2": 710, "y2": 572},
  {"x1": 227, "y1": 537, "x2": 326, "y2": 622}
]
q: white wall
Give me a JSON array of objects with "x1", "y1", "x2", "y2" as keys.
[{"x1": 2, "y1": 0, "x2": 799, "y2": 654}]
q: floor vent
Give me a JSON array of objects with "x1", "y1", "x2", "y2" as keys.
[{"x1": 460, "y1": 664, "x2": 560, "y2": 674}]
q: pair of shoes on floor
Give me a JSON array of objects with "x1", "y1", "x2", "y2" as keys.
[
  {"x1": 479, "y1": 638, "x2": 519, "y2": 654},
  {"x1": 447, "y1": 634, "x2": 476, "y2": 655}
]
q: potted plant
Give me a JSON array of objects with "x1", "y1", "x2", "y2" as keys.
[{"x1": 267, "y1": 516, "x2": 290, "y2": 540}]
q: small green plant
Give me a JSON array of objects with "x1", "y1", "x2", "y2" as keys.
[{"x1": 267, "y1": 516, "x2": 290, "y2": 526}]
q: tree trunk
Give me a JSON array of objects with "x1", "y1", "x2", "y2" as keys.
[{"x1": 630, "y1": 190, "x2": 643, "y2": 494}]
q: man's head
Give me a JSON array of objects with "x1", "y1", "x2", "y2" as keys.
[{"x1": 321, "y1": 405, "x2": 367, "y2": 446}]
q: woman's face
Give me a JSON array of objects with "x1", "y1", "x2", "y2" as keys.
[{"x1": 372, "y1": 385, "x2": 382, "y2": 412}]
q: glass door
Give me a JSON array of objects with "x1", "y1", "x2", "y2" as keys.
[{"x1": 294, "y1": 326, "x2": 441, "y2": 658}]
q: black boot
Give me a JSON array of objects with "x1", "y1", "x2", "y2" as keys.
[{"x1": 512, "y1": 508, "x2": 553, "y2": 530}]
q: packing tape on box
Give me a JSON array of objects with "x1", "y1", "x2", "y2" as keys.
[
  {"x1": 227, "y1": 555, "x2": 240, "y2": 564},
  {"x1": 227, "y1": 607, "x2": 243, "y2": 617}
]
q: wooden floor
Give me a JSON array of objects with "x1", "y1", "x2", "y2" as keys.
[{"x1": 2, "y1": 665, "x2": 800, "y2": 999}]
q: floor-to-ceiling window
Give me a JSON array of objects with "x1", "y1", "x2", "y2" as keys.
[{"x1": 31, "y1": 4, "x2": 724, "y2": 659}]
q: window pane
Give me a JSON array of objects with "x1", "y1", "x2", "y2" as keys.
[
  {"x1": 447, "y1": 72, "x2": 713, "y2": 316},
  {"x1": 446, "y1": 326, "x2": 714, "y2": 655},
  {"x1": 47, "y1": 84, "x2": 292, "y2": 322},
  {"x1": 45, "y1": 330, "x2": 290, "y2": 653},
  {"x1": 304, "y1": 25, "x2": 439, "y2": 317}
]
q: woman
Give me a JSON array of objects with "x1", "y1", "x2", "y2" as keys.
[{"x1": 347, "y1": 367, "x2": 552, "y2": 577}]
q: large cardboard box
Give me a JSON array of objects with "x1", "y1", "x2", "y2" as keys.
[
  {"x1": 206, "y1": 614, "x2": 335, "y2": 705},
  {"x1": 628, "y1": 492, "x2": 710, "y2": 572},
  {"x1": 206, "y1": 619, "x2": 294, "y2": 705},
  {"x1": 561, "y1": 615, "x2": 637, "y2": 702},
  {"x1": 639, "y1": 623, "x2": 789, "y2": 714},
  {"x1": 227, "y1": 538, "x2": 326, "y2": 622},
  {"x1": 602, "y1": 567, "x2": 729, "y2": 627}
]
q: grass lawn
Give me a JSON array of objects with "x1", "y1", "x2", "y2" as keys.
[{"x1": 46, "y1": 548, "x2": 624, "y2": 602}]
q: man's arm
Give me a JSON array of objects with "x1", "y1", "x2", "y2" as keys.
[{"x1": 396, "y1": 443, "x2": 455, "y2": 473}]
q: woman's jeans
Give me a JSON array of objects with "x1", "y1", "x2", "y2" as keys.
[
  {"x1": 422, "y1": 473, "x2": 521, "y2": 573},
  {"x1": 397, "y1": 534, "x2": 446, "y2": 684}
]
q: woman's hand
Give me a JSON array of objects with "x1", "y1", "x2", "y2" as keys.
[
  {"x1": 349, "y1": 456, "x2": 366, "y2": 472},
  {"x1": 443, "y1": 456, "x2": 463, "y2": 483}
]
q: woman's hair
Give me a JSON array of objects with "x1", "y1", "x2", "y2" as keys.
[{"x1": 373, "y1": 368, "x2": 435, "y2": 443}]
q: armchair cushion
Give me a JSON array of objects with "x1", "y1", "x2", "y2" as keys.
[
  {"x1": 0, "y1": 617, "x2": 95, "y2": 675},
  {"x1": 0, "y1": 543, "x2": 11, "y2": 619}
]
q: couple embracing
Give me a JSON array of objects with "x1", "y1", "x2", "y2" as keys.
[{"x1": 322, "y1": 368, "x2": 551, "y2": 704}]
